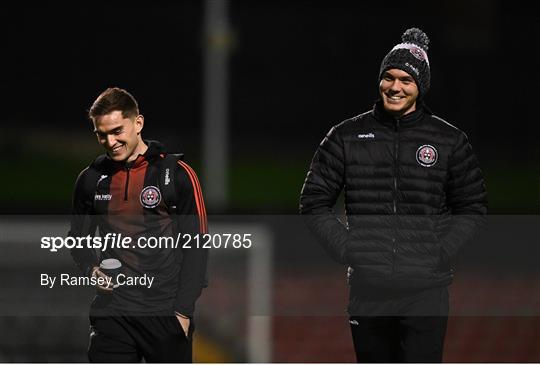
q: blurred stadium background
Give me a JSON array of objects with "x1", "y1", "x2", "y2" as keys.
[{"x1": 0, "y1": 1, "x2": 538, "y2": 362}]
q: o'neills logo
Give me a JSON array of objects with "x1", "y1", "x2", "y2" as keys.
[
  {"x1": 416, "y1": 145, "x2": 438, "y2": 167},
  {"x1": 164, "y1": 168, "x2": 171, "y2": 186},
  {"x1": 358, "y1": 133, "x2": 375, "y2": 139},
  {"x1": 405, "y1": 62, "x2": 419, "y2": 76},
  {"x1": 140, "y1": 186, "x2": 161, "y2": 208},
  {"x1": 94, "y1": 194, "x2": 112, "y2": 201}
]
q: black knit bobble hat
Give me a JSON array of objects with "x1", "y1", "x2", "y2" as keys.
[{"x1": 379, "y1": 28, "x2": 431, "y2": 98}]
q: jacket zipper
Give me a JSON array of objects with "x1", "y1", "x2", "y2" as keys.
[
  {"x1": 124, "y1": 166, "x2": 130, "y2": 201},
  {"x1": 393, "y1": 141, "x2": 398, "y2": 214},
  {"x1": 391, "y1": 118, "x2": 400, "y2": 275}
]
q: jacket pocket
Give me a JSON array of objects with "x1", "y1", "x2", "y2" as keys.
[
  {"x1": 433, "y1": 241, "x2": 454, "y2": 276},
  {"x1": 171, "y1": 316, "x2": 195, "y2": 340}
]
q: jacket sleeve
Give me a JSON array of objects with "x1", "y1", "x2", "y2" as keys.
[
  {"x1": 299, "y1": 125, "x2": 348, "y2": 264},
  {"x1": 173, "y1": 161, "x2": 208, "y2": 317},
  {"x1": 68, "y1": 168, "x2": 99, "y2": 277},
  {"x1": 440, "y1": 132, "x2": 488, "y2": 261}
]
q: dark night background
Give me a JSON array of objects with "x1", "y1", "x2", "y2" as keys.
[
  {"x1": 0, "y1": 1, "x2": 539, "y2": 362},
  {"x1": 0, "y1": 1, "x2": 538, "y2": 214}
]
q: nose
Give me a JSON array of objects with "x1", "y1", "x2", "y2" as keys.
[
  {"x1": 105, "y1": 135, "x2": 116, "y2": 147},
  {"x1": 389, "y1": 80, "x2": 402, "y2": 92}
]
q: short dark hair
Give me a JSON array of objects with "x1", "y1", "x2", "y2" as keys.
[{"x1": 89, "y1": 87, "x2": 139, "y2": 121}]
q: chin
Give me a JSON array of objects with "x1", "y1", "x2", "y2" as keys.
[
  {"x1": 109, "y1": 153, "x2": 127, "y2": 162},
  {"x1": 383, "y1": 103, "x2": 403, "y2": 113}
]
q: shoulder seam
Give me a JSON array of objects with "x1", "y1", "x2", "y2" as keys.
[
  {"x1": 335, "y1": 111, "x2": 372, "y2": 129},
  {"x1": 431, "y1": 115, "x2": 459, "y2": 131},
  {"x1": 430, "y1": 115, "x2": 468, "y2": 138}
]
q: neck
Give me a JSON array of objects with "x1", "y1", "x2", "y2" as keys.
[
  {"x1": 126, "y1": 139, "x2": 148, "y2": 163},
  {"x1": 386, "y1": 104, "x2": 417, "y2": 119}
]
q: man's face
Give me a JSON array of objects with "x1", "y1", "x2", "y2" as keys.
[
  {"x1": 379, "y1": 68, "x2": 419, "y2": 117},
  {"x1": 93, "y1": 110, "x2": 144, "y2": 162}
]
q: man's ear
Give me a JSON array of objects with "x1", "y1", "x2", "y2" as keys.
[{"x1": 134, "y1": 115, "x2": 144, "y2": 134}]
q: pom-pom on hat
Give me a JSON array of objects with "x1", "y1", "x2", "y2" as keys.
[{"x1": 379, "y1": 28, "x2": 431, "y2": 98}]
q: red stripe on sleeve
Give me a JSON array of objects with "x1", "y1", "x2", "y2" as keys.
[{"x1": 177, "y1": 161, "x2": 208, "y2": 233}]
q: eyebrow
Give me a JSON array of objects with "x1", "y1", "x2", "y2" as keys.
[
  {"x1": 384, "y1": 72, "x2": 414, "y2": 82},
  {"x1": 94, "y1": 126, "x2": 123, "y2": 134}
]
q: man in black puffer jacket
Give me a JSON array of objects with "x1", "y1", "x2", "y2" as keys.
[{"x1": 300, "y1": 28, "x2": 487, "y2": 363}]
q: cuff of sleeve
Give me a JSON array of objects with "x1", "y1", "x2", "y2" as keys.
[
  {"x1": 174, "y1": 299, "x2": 195, "y2": 318},
  {"x1": 83, "y1": 262, "x2": 99, "y2": 278},
  {"x1": 174, "y1": 311, "x2": 192, "y2": 319},
  {"x1": 174, "y1": 305, "x2": 194, "y2": 318}
]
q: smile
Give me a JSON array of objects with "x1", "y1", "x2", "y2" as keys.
[
  {"x1": 386, "y1": 95, "x2": 406, "y2": 103},
  {"x1": 111, "y1": 144, "x2": 124, "y2": 153}
]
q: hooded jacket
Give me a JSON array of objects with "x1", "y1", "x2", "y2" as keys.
[{"x1": 300, "y1": 102, "x2": 487, "y2": 292}]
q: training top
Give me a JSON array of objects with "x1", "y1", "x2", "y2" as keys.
[{"x1": 69, "y1": 140, "x2": 208, "y2": 317}]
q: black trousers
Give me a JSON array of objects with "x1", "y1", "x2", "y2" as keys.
[
  {"x1": 349, "y1": 286, "x2": 449, "y2": 363},
  {"x1": 88, "y1": 315, "x2": 193, "y2": 363}
]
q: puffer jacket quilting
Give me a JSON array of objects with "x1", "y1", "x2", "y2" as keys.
[{"x1": 300, "y1": 102, "x2": 487, "y2": 290}]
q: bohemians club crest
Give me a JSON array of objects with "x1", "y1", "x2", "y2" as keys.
[
  {"x1": 140, "y1": 186, "x2": 162, "y2": 208},
  {"x1": 416, "y1": 145, "x2": 438, "y2": 167}
]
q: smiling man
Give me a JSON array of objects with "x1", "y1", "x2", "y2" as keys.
[
  {"x1": 300, "y1": 28, "x2": 487, "y2": 362},
  {"x1": 93, "y1": 109, "x2": 147, "y2": 162},
  {"x1": 380, "y1": 68, "x2": 418, "y2": 117},
  {"x1": 69, "y1": 87, "x2": 208, "y2": 362}
]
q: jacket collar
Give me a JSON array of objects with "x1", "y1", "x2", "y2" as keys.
[
  {"x1": 372, "y1": 100, "x2": 431, "y2": 129},
  {"x1": 142, "y1": 140, "x2": 166, "y2": 159},
  {"x1": 106, "y1": 139, "x2": 166, "y2": 169}
]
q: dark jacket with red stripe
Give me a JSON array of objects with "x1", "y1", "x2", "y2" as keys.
[
  {"x1": 300, "y1": 102, "x2": 487, "y2": 295},
  {"x1": 69, "y1": 141, "x2": 207, "y2": 317}
]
